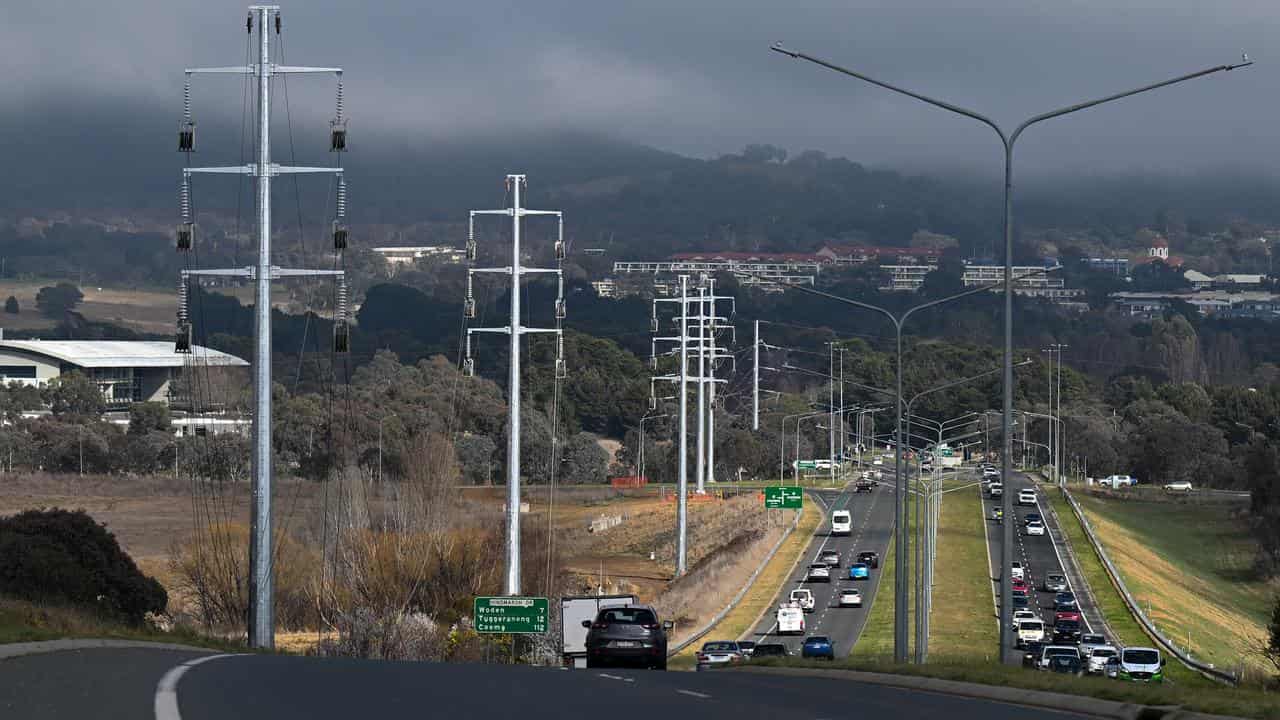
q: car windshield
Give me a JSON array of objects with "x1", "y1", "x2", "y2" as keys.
[
  {"x1": 702, "y1": 642, "x2": 738, "y2": 652},
  {"x1": 1124, "y1": 649, "x2": 1160, "y2": 665},
  {"x1": 1046, "y1": 647, "x2": 1078, "y2": 657},
  {"x1": 1056, "y1": 620, "x2": 1080, "y2": 630},
  {"x1": 809, "y1": 563, "x2": 827, "y2": 569},
  {"x1": 805, "y1": 637, "x2": 829, "y2": 644},
  {"x1": 1093, "y1": 649, "x2": 1117, "y2": 658},
  {"x1": 753, "y1": 645, "x2": 785, "y2": 656},
  {"x1": 738, "y1": 641, "x2": 755, "y2": 649},
  {"x1": 1021, "y1": 621, "x2": 1043, "y2": 630},
  {"x1": 852, "y1": 563, "x2": 867, "y2": 569},
  {"x1": 1083, "y1": 635, "x2": 1104, "y2": 644},
  {"x1": 597, "y1": 608, "x2": 656, "y2": 625},
  {"x1": 1048, "y1": 574, "x2": 1064, "y2": 582}
]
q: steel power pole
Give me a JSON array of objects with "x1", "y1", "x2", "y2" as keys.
[
  {"x1": 464, "y1": 175, "x2": 566, "y2": 596},
  {"x1": 678, "y1": 276, "x2": 689, "y2": 574},
  {"x1": 753, "y1": 319, "x2": 760, "y2": 431},
  {"x1": 178, "y1": 5, "x2": 349, "y2": 649}
]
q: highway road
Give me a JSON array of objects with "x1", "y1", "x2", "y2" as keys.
[
  {"x1": 981, "y1": 471, "x2": 1103, "y2": 663},
  {"x1": 0, "y1": 646, "x2": 1088, "y2": 720},
  {"x1": 741, "y1": 469, "x2": 897, "y2": 658}
]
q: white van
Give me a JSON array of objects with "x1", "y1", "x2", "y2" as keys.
[
  {"x1": 776, "y1": 605, "x2": 805, "y2": 635},
  {"x1": 831, "y1": 510, "x2": 852, "y2": 536},
  {"x1": 789, "y1": 588, "x2": 815, "y2": 612},
  {"x1": 1118, "y1": 646, "x2": 1165, "y2": 682}
]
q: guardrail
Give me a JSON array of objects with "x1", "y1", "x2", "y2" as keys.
[
  {"x1": 667, "y1": 501, "x2": 804, "y2": 657},
  {"x1": 1061, "y1": 486, "x2": 1240, "y2": 686}
]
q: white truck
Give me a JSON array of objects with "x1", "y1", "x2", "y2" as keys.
[
  {"x1": 789, "y1": 588, "x2": 815, "y2": 612},
  {"x1": 561, "y1": 594, "x2": 637, "y2": 668},
  {"x1": 1098, "y1": 474, "x2": 1136, "y2": 489},
  {"x1": 776, "y1": 604, "x2": 806, "y2": 635}
]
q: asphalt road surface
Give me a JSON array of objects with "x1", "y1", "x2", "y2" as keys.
[
  {"x1": 742, "y1": 469, "x2": 896, "y2": 658},
  {"x1": 982, "y1": 471, "x2": 1102, "y2": 663},
  {"x1": 0, "y1": 647, "x2": 1090, "y2": 720}
]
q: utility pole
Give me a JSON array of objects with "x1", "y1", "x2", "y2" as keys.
[
  {"x1": 828, "y1": 342, "x2": 835, "y2": 484},
  {"x1": 695, "y1": 285, "x2": 707, "y2": 494},
  {"x1": 176, "y1": 4, "x2": 348, "y2": 650},
  {"x1": 463, "y1": 174, "x2": 566, "y2": 596},
  {"x1": 752, "y1": 320, "x2": 760, "y2": 431},
  {"x1": 1052, "y1": 343, "x2": 1068, "y2": 487}
]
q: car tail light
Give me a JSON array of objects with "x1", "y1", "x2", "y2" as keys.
[
  {"x1": 591, "y1": 622, "x2": 609, "y2": 629},
  {"x1": 641, "y1": 623, "x2": 658, "y2": 630},
  {"x1": 696, "y1": 653, "x2": 708, "y2": 663}
]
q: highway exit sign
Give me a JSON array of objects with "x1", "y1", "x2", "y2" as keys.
[
  {"x1": 474, "y1": 596, "x2": 549, "y2": 634},
  {"x1": 764, "y1": 486, "x2": 803, "y2": 509}
]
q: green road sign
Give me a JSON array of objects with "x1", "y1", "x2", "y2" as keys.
[
  {"x1": 794, "y1": 460, "x2": 818, "y2": 470},
  {"x1": 764, "y1": 486, "x2": 803, "y2": 509},
  {"x1": 474, "y1": 596, "x2": 549, "y2": 634}
]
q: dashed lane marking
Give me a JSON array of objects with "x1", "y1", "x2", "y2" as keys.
[{"x1": 677, "y1": 689, "x2": 713, "y2": 699}]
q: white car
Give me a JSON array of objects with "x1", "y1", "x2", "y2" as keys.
[
  {"x1": 1087, "y1": 645, "x2": 1119, "y2": 674},
  {"x1": 838, "y1": 588, "x2": 863, "y2": 607},
  {"x1": 1017, "y1": 619, "x2": 1045, "y2": 647},
  {"x1": 1018, "y1": 489, "x2": 1037, "y2": 506},
  {"x1": 1025, "y1": 521, "x2": 1046, "y2": 536},
  {"x1": 982, "y1": 466, "x2": 1000, "y2": 479},
  {"x1": 831, "y1": 510, "x2": 852, "y2": 537},
  {"x1": 1078, "y1": 633, "x2": 1108, "y2": 657},
  {"x1": 789, "y1": 588, "x2": 815, "y2": 612},
  {"x1": 1010, "y1": 561, "x2": 1025, "y2": 581},
  {"x1": 990, "y1": 483, "x2": 1004, "y2": 498},
  {"x1": 873, "y1": 457, "x2": 884, "y2": 467},
  {"x1": 807, "y1": 563, "x2": 831, "y2": 582},
  {"x1": 1163, "y1": 481, "x2": 1193, "y2": 494}
]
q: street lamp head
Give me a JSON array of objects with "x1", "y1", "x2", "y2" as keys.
[{"x1": 771, "y1": 42, "x2": 799, "y2": 58}]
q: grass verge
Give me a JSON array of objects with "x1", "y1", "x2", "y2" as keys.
[
  {"x1": 929, "y1": 483, "x2": 999, "y2": 661},
  {"x1": 739, "y1": 658, "x2": 1280, "y2": 719},
  {"x1": 1074, "y1": 492, "x2": 1269, "y2": 678},
  {"x1": 852, "y1": 506, "x2": 914, "y2": 660},
  {"x1": 669, "y1": 505, "x2": 814, "y2": 669},
  {"x1": 1045, "y1": 490, "x2": 1205, "y2": 686},
  {"x1": 0, "y1": 595, "x2": 244, "y2": 653}
]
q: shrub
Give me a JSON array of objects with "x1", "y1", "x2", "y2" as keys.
[{"x1": 0, "y1": 508, "x2": 166, "y2": 623}]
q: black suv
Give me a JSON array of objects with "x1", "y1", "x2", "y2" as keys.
[
  {"x1": 857, "y1": 551, "x2": 880, "y2": 569},
  {"x1": 750, "y1": 643, "x2": 790, "y2": 659},
  {"x1": 583, "y1": 605, "x2": 672, "y2": 670}
]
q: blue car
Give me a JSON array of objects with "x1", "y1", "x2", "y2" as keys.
[
  {"x1": 801, "y1": 635, "x2": 834, "y2": 660},
  {"x1": 848, "y1": 563, "x2": 870, "y2": 580}
]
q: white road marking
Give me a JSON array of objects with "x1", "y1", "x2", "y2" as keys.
[
  {"x1": 598, "y1": 673, "x2": 633, "y2": 682},
  {"x1": 677, "y1": 689, "x2": 712, "y2": 699},
  {"x1": 154, "y1": 654, "x2": 240, "y2": 720}
]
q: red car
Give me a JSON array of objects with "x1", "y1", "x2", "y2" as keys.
[
  {"x1": 1011, "y1": 578, "x2": 1030, "y2": 594},
  {"x1": 1054, "y1": 610, "x2": 1082, "y2": 624}
]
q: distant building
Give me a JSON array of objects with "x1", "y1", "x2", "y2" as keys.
[
  {"x1": 591, "y1": 279, "x2": 618, "y2": 298},
  {"x1": 0, "y1": 340, "x2": 247, "y2": 408},
  {"x1": 817, "y1": 244, "x2": 941, "y2": 266},
  {"x1": 613, "y1": 253, "x2": 819, "y2": 290},
  {"x1": 1183, "y1": 269, "x2": 1213, "y2": 290},
  {"x1": 1109, "y1": 290, "x2": 1280, "y2": 320},
  {"x1": 1213, "y1": 273, "x2": 1266, "y2": 288},
  {"x1": 370, "y1": 246, "x2": 466, "y2": 271},
  {"x1": 1134, "y1": 237, "x2": 1184, "y2": 269},
  {"x1": 1084, "y1": 257, "x2": 1129, "y2": 276},
  {"x1": 880, "y1": 265, "x2": 937, "y2": 292}
]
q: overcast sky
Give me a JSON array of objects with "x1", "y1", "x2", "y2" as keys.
[{"x1": 1, "y1": 1, "x2": 1275, "y2": 178}]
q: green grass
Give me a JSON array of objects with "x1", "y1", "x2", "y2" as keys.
[
  {"x1": 0, "y1": 596, "x2": 245, "y2": 653},
  {"x1": 929, "y1": 483, "x2": 999, "y2": 661},
  {"x1": 1072, "y1": 491, "x2": 1270, "y2": 677},
  {"x1": 851, "y1": 506, "x2": 916, "y2": 660},
  {"x1": 1044, "y1": 490, "x2": 1207, "y2": 687},
  {"x1": 740, "y1": 657, "x2": 1280, "y2": 719}
]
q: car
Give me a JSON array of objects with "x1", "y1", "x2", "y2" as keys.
[
  {"x1": 873, "y1": 457, "x2": 884, "y2": 466},
  {"x1": 801, "y1": 635, "x2": 835, "y2": 660},
  {"x1": 1011, "y1": 578, "x2": 1030, "y2": 594},
  {"x1": 776, "y1": 605, "x2": 805, "y2": 635},
  {"x1": 1037, "y1": 645, "x2": 1081, "y2": 671},
  {"x1": 696, "y1": 641, "x2": 745, "y2": 671},
  {"x1": 831, "y1": 510, "x2": 852, "y2": 536},
  {"x1": 737, "y1": 640, "x2": 756, "y2": 657},
  {"x1": 1018, "y1": 488, "x2": 1038, "y2": 506},
  {"x1": 819, "y1": 550, "x2": 841, "y2": 567},
  {"x1": 854, "y1": 478, "x2": 876, "y2": 493},
  {"x1": 983, "y1": 466, "x2": 999, "y2": 479},
  {"x1": 1022, "y1": 641, "x2": 1046, "y2": 668},
  {"x1": 1042, "y1": 573, "x2": 1068, "y2": 593},
  {"x1": 790, "y1": 588, "x2": 815, "y2": 612},
  {"x1": 1047, "y1": 653, "x2": 1085, "y2": 676},
  {"x1": 991, "y1": 507, "x2": 1003, "y2": 524},
  {"x1": 1012, "y1": 588, "x2": 1028, "y2": 602},
  {"x1": 1118, "y1": 646, "x2": 1166, "y2": 683},
  {"x1": 1025, "y1": 520, "x2": 1046, "y2": 536},
  {"x1": 750, "y1": 643, "x2": 790, "y2": 659},
  {"x1": 857, "y1": 551, "x2": 880, "y2": 569},
  {"x1": 1078, "y1": 633, "x2": 1108, "y2": 657},
  {"x1": 1016, "y1": 619, "x2": 1045, "y2": 648},
  {"x1": 1054, "y1": 591, "x2": 1078, "y2": 611},
  {"x1": 848, "y1": 563, "x2": 870, "y2": 580},
  {"x1": 583, "y1": 604, "x2": 672, "y2": 670},
  {"x1": 990, "y1": 483, "x2": 1004, "y2": 498},
  {"x1": 1012, "y1": 594, "x2": 1030, "y2": 610},
  {"x1": 807, "y1": 563, "x2": 831, "y2": 582},
  {"x1": 1052, "y1": 619, "x2": 1083, "y2": 643},
  {"x1": 838, "y1": 588, "x2": 863, "y2": 607},
  {"x1": 1010, "y1": 561, "x2": 1025, "y2": 581},
  {"x1": 1086, "y1": 645, "x2": 1119, "y2": 675},
  {"x1": 1023, "y1": 512, "x2": 1042, "y2": 526},
  {"x1": 1163, "y1": 481, "x2": 1193, "y2": 494},
  {"x1": 1013, "y1": 609, "x2": 1038, "y2": 625}
]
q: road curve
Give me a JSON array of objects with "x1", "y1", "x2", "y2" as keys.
[{"x1": 0, "y1": 647, "x2": 1089, "y2": 720}]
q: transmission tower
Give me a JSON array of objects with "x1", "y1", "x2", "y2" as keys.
[
  {"x1": 175, "y1": 4, "x2": 348, "y2": 649},
  {"x1": 462, "y1": 174, "x2": 565, "y2": 596}
]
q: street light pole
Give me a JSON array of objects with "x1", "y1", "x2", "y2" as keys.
[
  {"x1": 771, "y1": 41, "x2": 1251, "y2": 660},
  {"x1": 639, "y1": 413, "x2": 669, "y2": 483}
]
